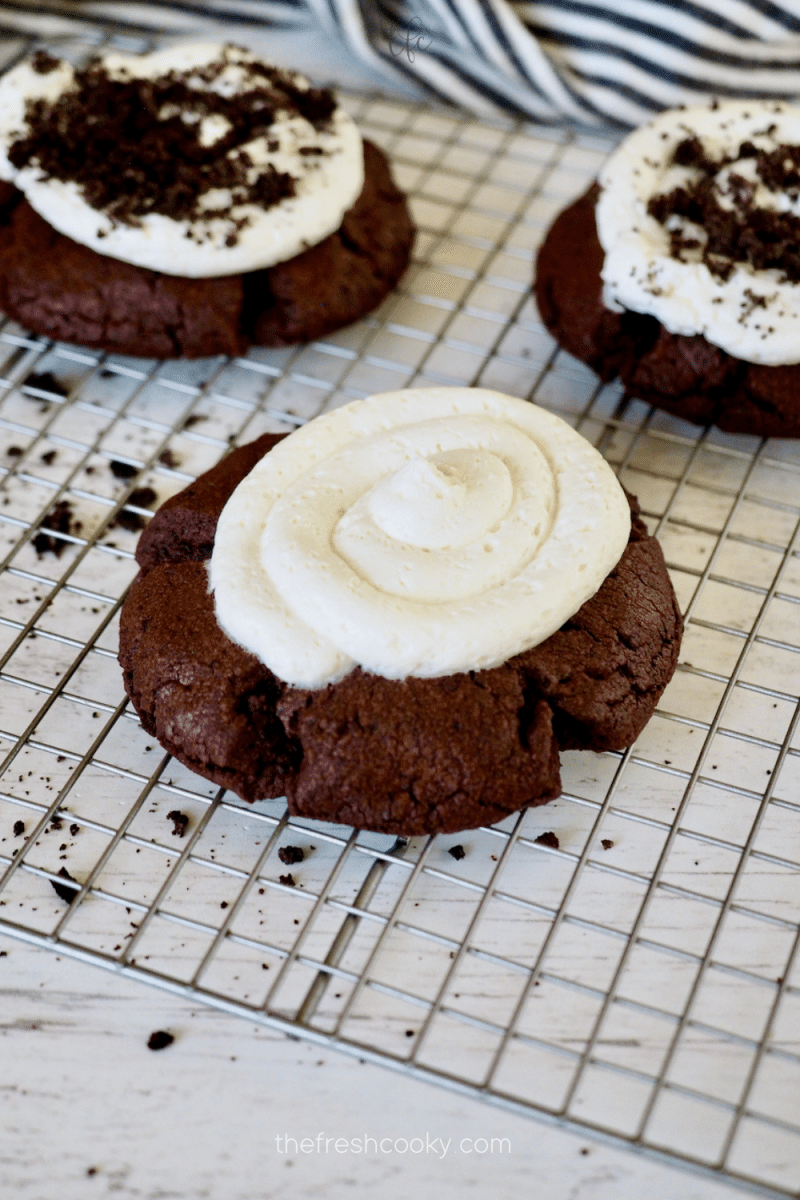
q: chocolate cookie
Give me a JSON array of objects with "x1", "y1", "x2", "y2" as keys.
[
  {"x1": 119, "y1": 435, "x2": 683, "y2": 836},
  {"x1": 535, "y1": 185, "x2": 800, "y2": 438},
  {"x1": 0, "y1": 141, "x2": 413, "y2": 359}
]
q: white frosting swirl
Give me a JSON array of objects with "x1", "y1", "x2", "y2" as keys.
[
  {"x1": 0, "y1": 44, "x2": 364, "y2": 278},
  {"x1": 210, "y1": 388, "x2": 631, "y2": 688},
  {"x1": 597, "y1": 100, "x2": 800, "y2": 366}
]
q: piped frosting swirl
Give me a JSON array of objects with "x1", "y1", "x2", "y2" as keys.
[{"x1": 209, "y1": 388, "x2": 631, "y2": 688}]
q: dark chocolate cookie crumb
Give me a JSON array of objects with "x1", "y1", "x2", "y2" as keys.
[
  {"x1": 24, "y1": 371, "x2": 67, "y2": 396},
  {"x1": 166, "y1": 809, "x2": 189, "y2": 837},
  {"x1": 6, "y1": 445, "x2": 22, "y2": 457},
  {"x1": 31, "y1": 51, "x2": 60, "y2": 76},
  {"x1": 278, "y1": 845, "x2": 304, "y2": 865},
  {"x1": 111, "y1": 486, "x2": 157, "y2": 532},
  {"x1": 69, "y1": 823, "x2": 80, "y2": 836},
  {"x1": 50, "y1": 866, "x2": 80, "y2": 904},
  {"x1": 40, "y1": 449, "x2": 57, "y2": 465},
  {"x1": 147, "y1": 1029, "x2": 174, "y2": 1051},
  {"x1": 12, "y1": 820, "x2": 24, "y2": 837},
  {"x1": 279, "y1": 873, "x2": 295, "y2": 887},
  {"x1": 158, "y1": 449, "x2": 181, "y2": 468},
  {"x1": 33, "y1": 500, "x2": 82, "y2": 557},
  {"x1": 534, "y1": 831, "x2": 560, "y2": 850},
  {"x1": 601, "y1": 838, "x2": 614, "y2": 850},
  {"x1": 110, "y1": 459, "x2": 138, "y2": 480},
  {"x1": 448, "y1": 844, "x2": 466, "y2": 860}
]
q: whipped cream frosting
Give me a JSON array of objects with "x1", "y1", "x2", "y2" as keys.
[
  {"x1": 597, "y1": 100, "x2": 800, "y2": 365},
  {"x1": 0, "y1": 44, "x2": 364, "y2": 278},
  {"x1": 209, "y1": 388, "x2": 631, "y2": 688}
]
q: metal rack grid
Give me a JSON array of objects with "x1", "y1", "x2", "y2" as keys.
[{"x1": 1, "y1": 28, "x2": 800, "y2": 1200}]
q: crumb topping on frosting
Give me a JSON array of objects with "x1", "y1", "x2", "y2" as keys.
[
  {"x1": 647, "y1": 134, "x2": 800, "y2": 285},
  {"x1": 596, "y1": 100, "x2": 800, "y2": 365},
  {"x1": 7, "y1": 45, "x2": 336, "y2": 237},
  {"x1": 0, "y1": 43, "x2": 364, "y2": 278}
]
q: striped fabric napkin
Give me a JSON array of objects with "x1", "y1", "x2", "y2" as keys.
[{"x1": 2, "y1": 0, "x2": 800, "y2": 126}]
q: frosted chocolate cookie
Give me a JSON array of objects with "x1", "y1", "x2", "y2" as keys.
[
  {"x1": 119, "y1": 388, "x2": 682, "y2": 836},
  {"x1": 0, "y1": 45, "x2": 413, "y2": 358},
  {"x1": 535, "y1": 101, "x2": 800, "y2": 437}
]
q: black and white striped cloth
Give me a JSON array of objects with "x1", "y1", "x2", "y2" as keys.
[{"x1": 3, "y1": 0, "x2": 800, "y2": 127}]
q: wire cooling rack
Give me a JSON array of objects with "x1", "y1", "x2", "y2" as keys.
[{"x1": 1, "y1": 27, "x2": 800, "y2": 1200}]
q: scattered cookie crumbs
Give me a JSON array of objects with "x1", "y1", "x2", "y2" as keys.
[
  {"x1": 405, "y1": 1029, "x2": 414, "y2": 1037},
  {"x1": 70, "y1": 823, "x2": 79, "y2": 836},
  {"x1": 167, "y1": 810, "x2": 189, "y2": 838},
  {"x1": 535, "y1": 831, "x2": 560, "y2": 849},
  {"x1": 33, "y1": 500, "x2": 82, "y2": 557},
  {"x1": 40, "y1": 449, "x2": 57, "y2": 465},
  {"x1": 279, "y1": 873, "x2": 296, "y2": 887},
  {"x1": 50, "y1": 866, "x2": 80, "y2": 904},
  {"x1": 109, "y1": 459, "x2": 139, "y2": 480},
  {"x1": 25, "y1": 371, "x2": 67, "y2": 396},
  {"x1": 220, "y1": 901, "x2": 229, "y2": 909},
  {"x1": 601, "y1": 839, "x2": 614, "y2": 850},
  {"x1": 7, "y1": 445, "x2": 22, "y2": 457},
  {"x1": 12, "y1": 820, "x2": 24, "y2": 837},
  {"x1": 448, "y1": 844, "x2": 466, "y2": 860},
  {"x1": 278, "y1": 845, "x2": 304, "y2": 865},
  {"x1": 147, "y1": 1030, "x2": 174, "y2": 1051}
]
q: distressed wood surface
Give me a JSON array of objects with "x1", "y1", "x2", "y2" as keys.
[{"x1": 1, "y1": 933, "x2": 754, "y2": 1200}]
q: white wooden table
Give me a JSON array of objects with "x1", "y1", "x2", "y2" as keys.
[{"x1": 2, "y1": 932, "x2": 759, "y2": 1200}]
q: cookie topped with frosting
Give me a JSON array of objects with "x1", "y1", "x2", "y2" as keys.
[
  {"x1": 0, "y1": 43, "x2": 364, "y2": 277},
  {"x1": 535, "y1": 100, "x2": 800, "y2": 437},
  {"x1": 119, "y1": 389, "x2": 682, "y2": 834},
  {"x1": 0, "y1": 44, "x2": 413, "y2": 359},
  {"x1": 597, "y1": 100, "x2": 800, "y2": 366}
]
